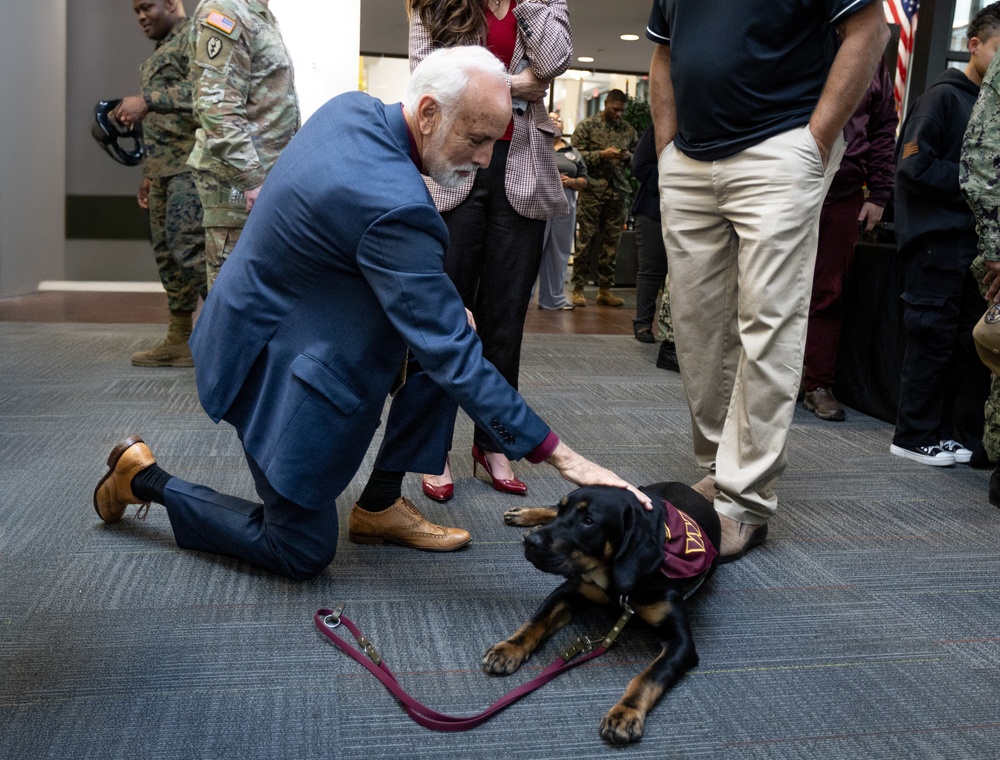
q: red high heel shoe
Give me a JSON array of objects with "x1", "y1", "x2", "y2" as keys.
[
  {"x1": 421, "y1": 478, "x2": 454, "y2": 503},
  {"x1": 471, "y1": 444, "x2": 527, "y2": 495}
]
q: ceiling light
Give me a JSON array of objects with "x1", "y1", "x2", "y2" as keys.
[
  {"x1": 577, "y1": 56, "x2": 594, "y2": 63},
  {"x1": 620, "y1": 34, "x2": 640, "y2": 41}
]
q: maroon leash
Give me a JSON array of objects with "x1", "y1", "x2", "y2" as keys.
[{"x1": 314, "y1": 600, "x2": 634, "y2": 732}]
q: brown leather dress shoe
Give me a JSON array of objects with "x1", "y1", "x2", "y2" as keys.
[
  {"x1": 348, "y1": 497, "x2": 471, "y2": 551},
  {"x1": 717, "y1": 512, "x2": 768, "y2": 563},
  {"x1": 93, "y1": 435, "x2": 156, "y2": 523},
  {"x1": 803, "y1": 387, "x2": 846, "y2": 421}
]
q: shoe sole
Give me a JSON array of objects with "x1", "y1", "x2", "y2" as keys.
[
  {"x1": 718, "y1": 524, "x2": 768, "y2": 564},
  {"x1": 348, "y1": 531, "x2": 471, "y2": 552},
  {"x1": 93, "y1": 435, "x2": 145, "y2": 519},
  {"x1": 889, "y1": 444, "x2": 955, "y2": 466}
]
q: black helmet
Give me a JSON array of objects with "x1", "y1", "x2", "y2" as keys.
[{"x1": 91, "y1": 99, "x2": 144, "y2": 167}]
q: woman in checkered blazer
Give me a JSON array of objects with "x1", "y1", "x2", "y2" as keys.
[{"x1": 372, "y1": 0, "x2": 572, "y2": 501}]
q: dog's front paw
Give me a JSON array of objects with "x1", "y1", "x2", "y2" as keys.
[
  {"x1": 482, "y1": 640, "x2": 530, "y2": 675},
  {"x1": 599, "y1": 704, "x2": 646, "y2": 744},
  {"x1": 503, "y1": 506, "x2": 557, "y2": 527}
]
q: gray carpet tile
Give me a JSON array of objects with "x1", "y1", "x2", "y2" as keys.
[{"x1": 2, "y1": 323, "x2": 1000, "y2": 759}]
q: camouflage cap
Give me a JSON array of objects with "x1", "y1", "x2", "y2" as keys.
[{"x1": 973, "y1": 303, "x2": 1000, "y2": 376}]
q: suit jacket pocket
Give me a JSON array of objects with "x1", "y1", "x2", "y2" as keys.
[{"x1": 290, "y1": 353, "x2": 362, "y2": 416}]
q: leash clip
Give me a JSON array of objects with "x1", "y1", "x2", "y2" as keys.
[
  {"x1": 560, "y1": 635, "x2": 594, "y2": 661},
  {"x1": 323, "y1": 601, "x2": 347, "y2": 629}
]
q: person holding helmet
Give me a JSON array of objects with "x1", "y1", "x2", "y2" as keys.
[{"x1": 115, "y1": 0, "x2": 207, "y2": 368}]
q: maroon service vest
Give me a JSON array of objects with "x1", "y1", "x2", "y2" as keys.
[{"x1": 661, "y1": 501, "x2": 717, "y2": 579}]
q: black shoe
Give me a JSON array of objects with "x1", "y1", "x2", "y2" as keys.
[
  {"x1": 990, "y1": 468, "x2": 1000, "y2": 508},
  {"x1": 656, "y1": 340, "x2": 679, "y2": 371},
  {"x1": 634, "y1": 326, "x2": 656, "y2": 344}
]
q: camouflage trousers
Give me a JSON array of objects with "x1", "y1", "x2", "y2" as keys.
[
  {"x1": 657, "y1": 271, "x2": 675, "y2": 343},
  {"x1": 148, "y1": 172, "x2": 207, "y2": 312},
  {"x1": 971, "y1": 254, "x2": 1000, "y2": 460},
  {"x1": 572, "y1": 189, "x2": 627, "y2": 290},
  {"x1": 194, "y1": 171, "x2": 249, "y2": 290}
]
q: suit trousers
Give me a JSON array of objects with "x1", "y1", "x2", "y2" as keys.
[
  {"x1": 658, "y1": 125, "x2": 844, "y2": 523},
  {"x1": 162, "y1": 449, "x2": 339, "y2": 581},
  {"x1": 804, "y1": 190, "x2": 865, "y2": 391},
  {"x1": 375, "y1": 140, "x2": 546, "y2": 471}
]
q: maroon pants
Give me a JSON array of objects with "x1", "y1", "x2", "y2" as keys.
[{"x1": 804, "y1": 190, "x2": 865, "y2": 391}]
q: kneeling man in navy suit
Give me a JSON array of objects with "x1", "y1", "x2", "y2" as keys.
[{"x1": 93, "y1": 46, "x2": 649, "y2": 581}]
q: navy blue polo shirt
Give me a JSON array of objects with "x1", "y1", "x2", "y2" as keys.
[{"x1": 646, "y1": 0, "x2": 876, "y2": 161}]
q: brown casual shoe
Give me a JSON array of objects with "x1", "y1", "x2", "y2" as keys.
[
  {"x1": 717, "y1": 513, "x2": 768, "y2": 563},
  {"x1": 571, "y1": 288, "x2": 587, "y2": 307},
  {"x1": 596, "y1": 288, "x2": 624, "y2": 307},
  {"x1": 690, "y1": 475, "x2": 718, "y2": 502},
  {"x1": 93, "y1": 436, "x2": 156, "y2": 523},
  {"x1": 348, "y1": 497, "x2": 471, "y2": 551},
  {"x1": 803, "y1": 387, "x2": 846, "y2": 421}
]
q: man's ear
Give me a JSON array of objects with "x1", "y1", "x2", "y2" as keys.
[
  {"x1": 416, "y1": 95, "x2": 440, "y2": 137},
  {"x1": 610, "y1": 496, "x2": 663, "y2": 594}
]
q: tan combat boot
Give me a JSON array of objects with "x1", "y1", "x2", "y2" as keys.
[
  {"x1": 596, "y1": 288, "x2": 624, "y2": 307},
  {"x1": 571, "y1": 287, "x2": 587, "y2": 307},
  {"x1": 131, "y1": 310, "x2": 194, "y2": 367}
]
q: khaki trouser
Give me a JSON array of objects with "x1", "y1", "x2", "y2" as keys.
[{"x1": 658, "y1": 125, "x2": 845, "y2": 523}]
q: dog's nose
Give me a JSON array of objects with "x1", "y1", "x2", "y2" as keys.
[{"x1": 523, "y1": 529, "x2": 543, "y2": 549}]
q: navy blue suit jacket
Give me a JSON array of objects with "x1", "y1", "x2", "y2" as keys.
[{"x1": 190, "y1": 92, "x2": 551, "y2": 510}]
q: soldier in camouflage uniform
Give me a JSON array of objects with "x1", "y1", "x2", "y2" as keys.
[
  {"x1": 187, "y1": 0, "x2": 299, "y2": 288},
  {"x1": 570, "y1": 90, "x2": 637, "y2": 307},
  {"x1": 115, "y1": 0, "x2": 206, "y2": 368},
  {"x1": 961, "y1": 31, "x2": 1000, "y2": 503}
]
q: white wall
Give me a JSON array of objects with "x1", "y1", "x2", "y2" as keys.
[
  {"x1": 0, "y1": 0, "x2": 68, "y2": 297},
  {"x1": 273, "y1": 0, "x2": 361, "y2": 122}
]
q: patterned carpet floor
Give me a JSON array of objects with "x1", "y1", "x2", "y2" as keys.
[{"x1": 1, "y1": 323, "x2": 999, "y2": 759}]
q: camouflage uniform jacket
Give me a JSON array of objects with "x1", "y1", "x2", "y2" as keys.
[
  {"x1": 187, "y1": 0, "x2": 300, "y2": 191},
  {"x1": 961, "y1": 53, "x2": 1000, "y2": 262},
  {"x1": 409, "y1": 0, "x2": 571, "y2": 220},
  {"x1": 140, "y1": 18, "x2": 198, "y2": 180},
  {"x1": 572, "y1": 113, "x2": 637, "y2": 196}
]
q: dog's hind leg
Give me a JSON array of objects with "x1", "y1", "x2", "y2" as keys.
[{"x1": 599, "y1": 591, "x2": 698, "y2": 744}]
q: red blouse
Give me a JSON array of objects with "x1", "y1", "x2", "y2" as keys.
[{"x1": 485, "y1": 0, "x2": 517, "y2": 142}]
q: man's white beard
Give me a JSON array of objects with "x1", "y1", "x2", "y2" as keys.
[
  {"x1": 427, "y1": 158, "x2": 477, "y2": 189},
  {"x1": 425, "y1": 125, "x2": 476, "y2": 189}
]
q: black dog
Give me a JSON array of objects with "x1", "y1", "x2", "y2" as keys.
[{"x1": 481, "y1": 482, "x2": 720, "y2": 744}]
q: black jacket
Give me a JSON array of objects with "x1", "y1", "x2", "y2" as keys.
[{"x1": 894, "y1": 68, "x2": 980, "y2": 251}]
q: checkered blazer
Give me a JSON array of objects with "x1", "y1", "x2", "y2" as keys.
[{"x1": 409, "y1": 0, "x2": 572, "y2": 220}]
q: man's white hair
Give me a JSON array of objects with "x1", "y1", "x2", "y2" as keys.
[{"x1": 404, "y1": 45, "x2": 509, "y2": 115}]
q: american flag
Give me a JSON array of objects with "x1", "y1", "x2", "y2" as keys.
[{"x1": 884, "y1": 0, "x2": 920, "y2": 117}]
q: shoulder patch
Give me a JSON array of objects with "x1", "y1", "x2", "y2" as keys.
[
  {"x1": 204, "y1": 10, "x2": 237, "y2": 36},
  {"x1": 901, "y1": 141, "x2": 919, "y2": 160}
]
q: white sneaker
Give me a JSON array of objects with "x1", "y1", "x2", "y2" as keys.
[
  {"x1": 890, "y1": 443, "x2": 956, "y2": 467},
  {"x1": 938, "y1": 439, "x2": 973, "y2": 464}
]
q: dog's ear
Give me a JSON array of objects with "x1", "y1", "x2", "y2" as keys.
[{"x1": 610, "y1": 494, "x2": 665, "y2": 594}]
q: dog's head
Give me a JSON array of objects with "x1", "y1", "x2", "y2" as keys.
[{"x1": 522, "y1": 485, "x2": 665, "y2": 594}]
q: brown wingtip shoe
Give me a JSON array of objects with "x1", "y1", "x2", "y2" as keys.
[
  {"x1": 93, "y1": 435, "x2": 156, "y2": 523},
  {"x1": 348, "y1": 497, "x2": 471, "y2": 552}
]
